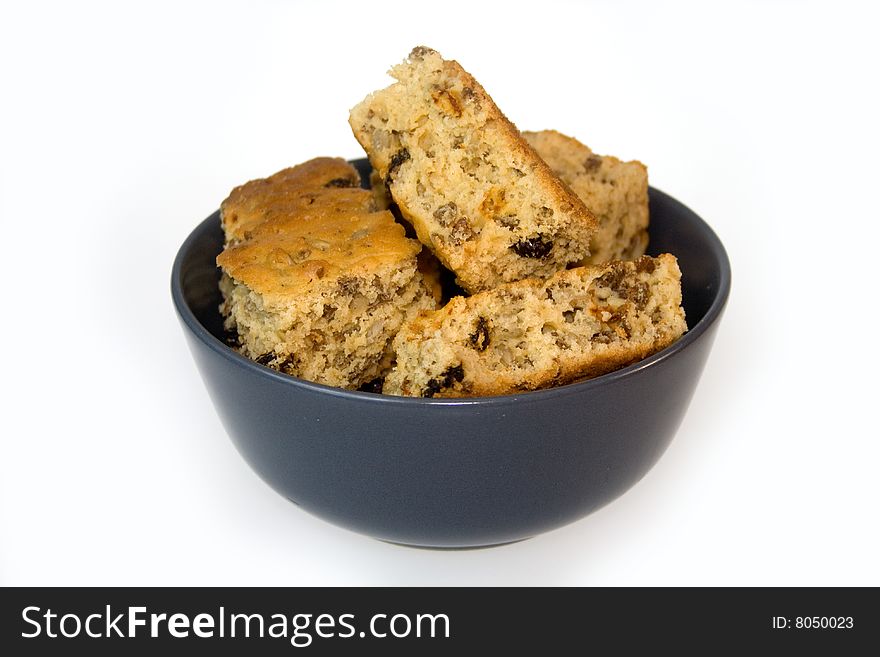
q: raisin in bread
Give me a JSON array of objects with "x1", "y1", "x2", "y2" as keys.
[
  {"x1": 216, "y1": 159, "x2": 439, "y2": 389},
  {"x1": 523, "y1": 130, "x2": 649, "y2": 264},
  {"x1": 384, "y1": 255, "x2": 686, "y2": 397},
  {"x1": 349, "y1": 46, "x2": 597, "y2": 294}
]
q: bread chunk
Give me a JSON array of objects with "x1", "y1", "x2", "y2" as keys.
[
  {"x1": 384, "y1": 255, "x2": 686, "y2": 397},
  {"x1": 220, "y1": 157, "x2": 362, "y2": 244},
  {"x1": 349, "y1": 46, "x2": 597, "y2": 293},
  {"x1": 523, "y1": 130, "x2": 649, "y2": 264},
  {"x1": 216, "y1": 159, "x2": 439, "y2": 389}
]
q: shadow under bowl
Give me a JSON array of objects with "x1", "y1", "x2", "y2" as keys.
[{"x1": 171, "y1": 161, "x2": 730, "y2": 548}]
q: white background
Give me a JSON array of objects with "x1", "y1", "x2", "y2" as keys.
[{"x1": 2, "y1": 0, "x2": 878, "y2": 586}]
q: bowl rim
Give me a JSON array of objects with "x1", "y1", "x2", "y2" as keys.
[{"x1": 171, "y1": 186, "x2": 730, "y2": 407}]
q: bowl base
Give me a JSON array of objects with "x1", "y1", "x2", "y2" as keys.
[
  {"x1": 287, "y1": 496, "x2": 531, "y2": 550},
  {"x1": 378, "y1": 537, "x2": 532, "y2": 551}
]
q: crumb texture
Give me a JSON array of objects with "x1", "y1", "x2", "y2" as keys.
[
  {"x1": 349, "y1": 46, "x2": 597, "y2": 293},
  {"x1": 217, "y1": 158, "x2": 439, "y2": 389},
  {"x1": 384, "y1": 255, "x2": 686, "y2": 397},
  {"x1": 523, "y1": 130, "x2": 649, "y2": 264}
]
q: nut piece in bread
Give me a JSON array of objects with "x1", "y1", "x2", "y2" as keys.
[
  {"x1": 217, "y1": 159, "x2": 439, "y2": 389},
  {"x1": 523, "y1": 130, "x2": 649, "y2": 264},
  {"x1": 349, "y1": 46, "x2": 597, "y2": 294},
  {"x1": 384, "y1": 255, "x2": 686, "y2": 397}
]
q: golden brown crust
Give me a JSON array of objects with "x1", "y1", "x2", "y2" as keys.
[
  {"x1": 220, "y1": 157, "x2": 363, "y2": 243},
  {"x1": 217, "y1": 191, "x2": 419, "y2": 300}
]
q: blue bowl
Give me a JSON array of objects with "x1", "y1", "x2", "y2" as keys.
[{"x1": 171, "y1": 161, "x2": 730, "y2": 548}]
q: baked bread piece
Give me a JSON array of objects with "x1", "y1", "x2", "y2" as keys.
[
  {"x1": 523, "y1": 130, "x2": 649, "y2": 264},
  {"x1": 220, "y1": 157, "x2": 362, "y2": 244},
  {"x1": 384, "y1": 255, "x2": 686, "y2": 397},
  {"x1": 349, "y1": 46, "x2": 597, "y2": 294},
  {"x1": 217, "y1": 161, "x2": 439, "y2": 389}
]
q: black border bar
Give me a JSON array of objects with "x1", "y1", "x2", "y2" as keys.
[{"x1": 1, "y1": 587, "x2": 875, "y2": 654}]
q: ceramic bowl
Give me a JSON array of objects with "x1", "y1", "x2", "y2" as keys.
[{"x1": 171, "y1": 160, "x2": 730, "y2": 547}]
